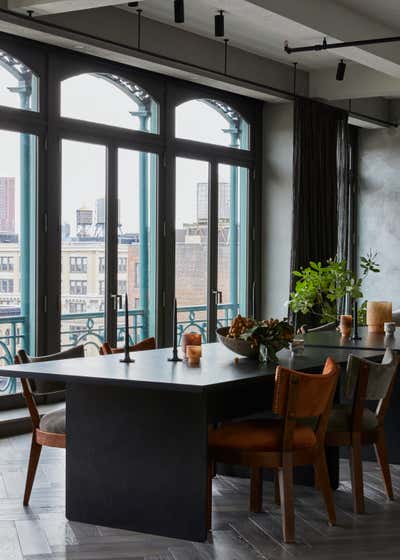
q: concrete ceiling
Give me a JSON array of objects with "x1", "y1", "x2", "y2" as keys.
[{"x1": 336, "y1": 0, "x2": 400, "y2": 31}]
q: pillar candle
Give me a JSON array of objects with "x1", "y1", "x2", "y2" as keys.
[
  {"x1": 367, "y1": 301, "x2": 392, "y2": 333},
  {"x1": 182, "y1": 332, "x2": 202, "y2": 356}
]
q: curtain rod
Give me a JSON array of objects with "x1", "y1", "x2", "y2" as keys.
[{"x1": 0, "y1": 8, "x2": 397, "y2": 128}]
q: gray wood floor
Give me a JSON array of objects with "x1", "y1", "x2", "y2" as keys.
[{"x1": 0, "y1": 433, "x2": 399, "y2": 560}]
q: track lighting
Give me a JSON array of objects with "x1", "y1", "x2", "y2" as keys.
[
  {"x1": 215, "y1": 10, "x2": 225, "y2": 37},
  {"x1": 336, "y1": 59, "x2": 346, "y2": 81},
  {"x1": 174, "y1": 0, "x2": 184, "y2": 24}
]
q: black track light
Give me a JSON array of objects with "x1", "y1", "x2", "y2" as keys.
[
  {"x1": 174, "y1": 0, "x2": 184, "y2": 23},
  {"x1": 336, "y1": 59, "x2": 346, "y2": 81},
  {"x1": 215, "y1": 10, "x2": 225, "y2": 37}
]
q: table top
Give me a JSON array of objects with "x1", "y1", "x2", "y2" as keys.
[
  {"x1": 303, "y1": 326, "x2": 400, "y2": 351},
  {"x1": 0, "y1": 343, "x2": 384, "y2": 393}
]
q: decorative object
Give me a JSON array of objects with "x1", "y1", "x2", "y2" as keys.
[
  {"x1": 367, "y1": 301, "x2": 392, "y2": 333},
  {"x1": 289, "y1": 339, "x2": 305, "y2": 354},
  {"x1": 289, "y1": 251, "x2": 380, "y2": 325},
  {"x1": 217, "y1": 315, "x2": 294, "y2": 364},
  {"x1": 120, "y1": 293, "x2": 134, "y2": 364},
  {"x1": 339, "y1": 314, "x2": 352, "y2": 337},
  {"x1": 186, "y1": 345, "x2": 201, "y2": 365},
  {"x1": 182, "y1": 332, "x2": 201, "y2": 357},
  {"x1": 168, "y1": 298, "x2": 183, "y2": 362},
  {"x1": 384, "y1": 322, "x2": 396, "y2": 336},
  {"x1": 352, "y1": 300, "x2": 362, "y2": 340}
]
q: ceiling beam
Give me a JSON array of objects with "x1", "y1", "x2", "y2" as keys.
[
  {"x1": 7, "y1": 0, "x2": 127, "y2": 16},
  {"x1": 246, "y1": 0, "x2": 400, "y2": 79}
]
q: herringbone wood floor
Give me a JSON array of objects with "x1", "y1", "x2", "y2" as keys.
[{"x1": 0, "y1": 433, "x2": 399, "y2": 559}]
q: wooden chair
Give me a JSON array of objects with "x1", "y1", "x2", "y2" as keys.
[
  {"x1": 326, "y1": 349, "x2": 399, "y2": 513},
  {"x1": 15, "y1": 345, "x2": 85, "y2": 506},
  {"x1": 208, "y1": 357, "x2": 340, "y2": 543},
  {"x1": 99, "y1": 337, "x2": 156, "y2": 355}
]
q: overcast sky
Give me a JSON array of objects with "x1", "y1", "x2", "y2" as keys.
[{"x1": 0, "y1": 68, "x2": 238, "y2": 234}]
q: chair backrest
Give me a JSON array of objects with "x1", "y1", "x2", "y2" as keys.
[
  {"x1": 99, "y1": 337, "x2": 156, "y2": 355},
  {"x1": 273, "y1": 357, "x2": 340, "y2": 450},
  {"x1": 15, "y1": 345, "x2": 85, "y2": 430},
  {"x1": 344, "y1": 349, "x2": 399, "y2": 430}
]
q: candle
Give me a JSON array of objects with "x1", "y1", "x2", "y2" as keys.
[
  {"x1": 168, "y1": 298, "x2": 182, "y2": 362},
  {"x1": 339, "y1": 314, "x2": 352, "y2": 338},
  {"x1": 182, "y1": 332, "x2": 202, "y2": 356},
  {"x1": 187, "y1": 345, "x2": 202, "y2": 365},
  {"x1": 367, "y1": 301, "x2": 392, "y2": 333}
]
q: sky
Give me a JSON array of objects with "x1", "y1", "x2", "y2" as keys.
[{"x1": 0, "y1": 68, "x2": 240, "y2": 234}]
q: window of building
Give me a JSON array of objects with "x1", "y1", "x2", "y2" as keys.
[
  {"x1": 69, "y1": 302, "x2": 86, "y2": 313},
  {"x1": 61, "y1": 73, "x2": 158, "y2": 133},
  {"x1": 118, "y1": 257, "x2": 127, "y2": 273},
  {"x1": 99, "y1": 280, "x2": 105, "y2": 295},
  {"x1": 70, "y1": 256, "x2": 88, "y2": 273},
  {"x1": 98, "y1": 256, "x2": 105, "y2": 273},
  {"x1": 0, "y1": 257, "x2": 14, "y2": 272},
  {"x1": 70, "y1": 280, "x2": 87, "y2": 295},
  {"x1": 0, "y1": 279, "x2": 14, "y2": 293},
  {"x1": 118, "y1": 280, "x2": 127, "y2": 294},
  {"x1": 0, "y1": 49, "x2": 39, "y2": 111},
  {"x1": 175, "y1": 99, "x2": 249, "y2": 150}
]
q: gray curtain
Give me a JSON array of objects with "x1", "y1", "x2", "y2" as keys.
[{"x1": 290, "y1": 99, "x2": 350, "y2": 327}]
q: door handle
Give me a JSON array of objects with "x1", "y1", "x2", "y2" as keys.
[
  {"x1": 111, "y1": 294, "x2": 123, "y2": 311},
  {"x1": 212, "y1": 290, "x2": 223, "y2": 305}
]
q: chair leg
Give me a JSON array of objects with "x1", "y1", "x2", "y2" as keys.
[
  {"x1": 274, "y1": 468, "x2": 281, "y2": 506},
  {"x1": 207, "y1": 459, "x2": 213, "y2": 530},
  {"x1": 314, "y1": 453, "x2": 336, "y2": 526},
  {"x1": 250, "y1": 467, "x2": 263, "y2": 513},
  {"x1": 278, "y1": 452, "x2": 295, "y2": 543},
  {"x1": 374, "y1": 430, "x2": 394, "y2": 500},
  {"x1": 23, "y1": 434, "x2": 42, "y2": 506},
  {"x1": 349, "y1": 437, "x2": 365, "y2": 514}
]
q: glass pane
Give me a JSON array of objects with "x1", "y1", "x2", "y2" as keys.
[
  {"x1": 60, "y1": 140, "x2": 106, "y2": 355},
  {"x1": 175, "y1": 157, "x2": 209, "y2": 343},
  {"x1": 117, "y1": 148, "x2": 157, "y2": 346},
  {"x1": 217, "y1": 164, "x2": 248, "y2": 327},
  {"x1": 175, "y1": 99, "x2": 249, "y2": 150},
  {"x1": 0, "y1": 130, "x2": 36, "y2": 396},
  {"x1": 0, "y1": 50, "x2": 39, "y2": 111},
  {"x1": 61, "y1": 73, "x2": 158, "y2": 133}
]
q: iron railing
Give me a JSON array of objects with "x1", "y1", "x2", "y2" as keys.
[{"x1": 0, "y1": 303, "x2": 239, "y2": 394}]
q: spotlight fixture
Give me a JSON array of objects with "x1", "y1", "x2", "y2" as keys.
[
  {"x1": 336, "y1": 59, "x2": 346, "y2": 81},
  {"x1": 215, "y1": 10, "x2": 225, "y2": 37},
  {"x1": 174, "y1": 0, "x2": 184, "y2": 23}
]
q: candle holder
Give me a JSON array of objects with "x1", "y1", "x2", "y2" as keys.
[
  {"x1": 168, "y1": 298, "x2": 183, "y2": 362},
  {"x1": 351, "y1": 300, "x2": 362, "y2": 341},
  {"x1": 120, "y1": 293, "x2": 135, "y2": 364}
]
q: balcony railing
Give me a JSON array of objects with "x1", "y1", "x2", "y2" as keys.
[{"x1": 0, "y1": 303, "x2": 239, "y2": 395}]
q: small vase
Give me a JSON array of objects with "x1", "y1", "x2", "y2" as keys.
[{"x1": 259, "y1": 344, "x2": 278, "y2": 364}]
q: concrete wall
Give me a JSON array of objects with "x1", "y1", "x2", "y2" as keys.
[
  {"x1": 357, "y1": 126, "x2": 400, "y2": 309},
  {"x1": 261, "y1": 102, "x2": 294, "y2": 319}
]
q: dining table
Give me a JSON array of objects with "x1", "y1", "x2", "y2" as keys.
[{"x1": 0, "y1": 342, "x2": 385, "y2": 542}]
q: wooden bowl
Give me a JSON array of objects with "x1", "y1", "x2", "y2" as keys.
[{"x1": 216, "y1": 327, "x2": 259, "y2": 359}]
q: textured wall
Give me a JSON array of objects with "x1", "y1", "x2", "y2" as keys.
[
  {"x1": 261, "y1": 102, "x2": 294, "y2": 319},
  {"x1": 358, "y1": 127, "x2": 400, "y2": 309}
]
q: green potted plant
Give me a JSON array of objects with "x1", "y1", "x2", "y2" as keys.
[{"x1": 289, "y1": 251, "x2": 380, "y2": 326}]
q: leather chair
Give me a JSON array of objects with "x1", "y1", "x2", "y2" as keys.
[
  {"x1": 326, "y1": 349, "x2": 399, "y2": 513},
  {"x1": 15, "y1": 345, "x2": 85, "y2": 506},
  {"x1": 208, "y1": 357, "x2": 340, "y2": 543},
  {"x1": 99, "y1": 337, "x2": 156, "y2": 355}
]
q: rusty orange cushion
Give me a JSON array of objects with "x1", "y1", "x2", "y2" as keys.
[{"x1": 208, "y1": 419, "x2": 316, "y2": 451}]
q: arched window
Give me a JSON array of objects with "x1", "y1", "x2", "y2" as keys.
[
  {"x1": 0, "y1": 50, "x2": 39, "y2": 111},
  {"x1": 61, "y1": 73, "x2": 158, "y2": 133},
  {"x1": 175, "y1": 99, "x2": 249, "y2": 150}
]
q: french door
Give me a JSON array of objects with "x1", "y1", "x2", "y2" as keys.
[
  {"x1": 60, "y1": 139, "x2": 157, "y2": 354},
  {"x1": 174, "y1": 157, "x2": 249, "y2": 343}
]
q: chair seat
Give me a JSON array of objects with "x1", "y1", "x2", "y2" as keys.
[
  {"x1": 208, "y1": 419, "x2": 317, "y2": 452},
  {"x1": 39, "y1": 408, "x2": 66, "y2": 434},
  {"x1": 327, "y1": 404, "x2": 378, "y2": 433}
]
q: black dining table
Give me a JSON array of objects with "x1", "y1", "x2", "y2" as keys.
[
  {"x1": 303, "y1": 326, "x2": 400, "y2": 465},
  {"x1": 0, "y1": 343, "x2": 385, "y2": 542}
]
